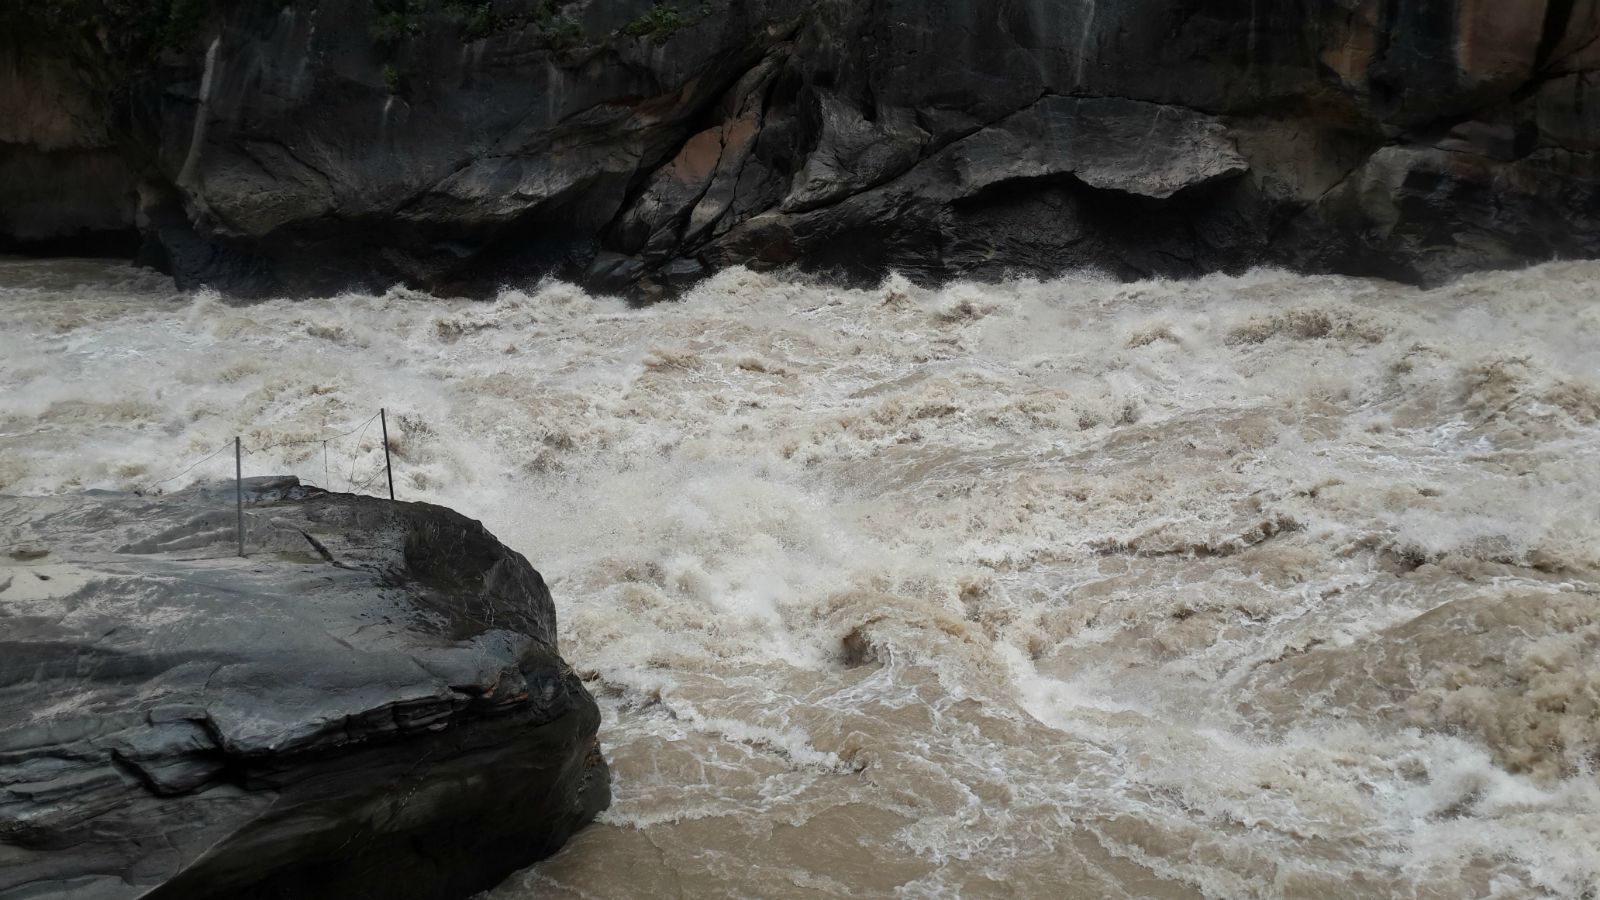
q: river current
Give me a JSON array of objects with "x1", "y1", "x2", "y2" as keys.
[{"x1": 2, "y1": 258, "x2": 1597, "y2": 898}]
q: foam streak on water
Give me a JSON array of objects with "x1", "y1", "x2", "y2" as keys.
[{"x1": 3, "y1": 258, "x2": 1598, "y2": 898}]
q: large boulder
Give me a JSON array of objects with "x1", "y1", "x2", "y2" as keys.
[
  {"x1": 2, "y1": 0, "x2": 1598, "y2": 294},
  {"x1": 0, "y1": 477, "x2": 608, "y2": 900}
]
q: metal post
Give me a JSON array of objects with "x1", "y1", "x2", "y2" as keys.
[
  {"x1": 235, "y1": 436, "x2": 244, "y2": 558},
  {"x1": 380, "y1": 408, "x2": 395, "y2": 501}
]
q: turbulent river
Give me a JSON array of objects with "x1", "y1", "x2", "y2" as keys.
[{"x1": 3, "y1": 258, "x2": 1599, "y2": 898}]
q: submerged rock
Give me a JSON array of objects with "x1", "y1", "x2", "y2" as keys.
[{"x1": 0, "y1": 477, "x2": 608, "y2": 899}]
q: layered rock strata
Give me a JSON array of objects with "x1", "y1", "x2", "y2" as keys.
[
  {"x1": 0, "y1": 477, "x2": 608, "y2": 899},
  {"x1": 2, "y1": 0, "x2": 1597, "y2": 295}
]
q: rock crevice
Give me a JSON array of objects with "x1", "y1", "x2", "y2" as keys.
[
  {"x1": 0, "y1": 478, "x2": 608, "y2": 900},
  {"x1": 2, "y1": 0, "x2": 1598, "y2": 295}
]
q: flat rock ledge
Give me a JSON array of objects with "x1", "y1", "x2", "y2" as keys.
[{"x1": 0, "y1": 477, "x2": 609, "y2": 900}]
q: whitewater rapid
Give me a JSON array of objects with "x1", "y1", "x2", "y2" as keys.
[{"x1": 2, "y1": 258, "x2": 1597, "y2": 898}]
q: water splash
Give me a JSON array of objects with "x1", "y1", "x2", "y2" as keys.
[{"x1": 3, "y1": 258, "x2": 1598, "y2": 897}]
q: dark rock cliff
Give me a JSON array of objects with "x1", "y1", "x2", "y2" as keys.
[
  {"x1": 3, "y1": 0, "x2": 1598, "y2": 297},
  {"x1": 0, "y1": 478, "x2": 608, "y2": 899}
]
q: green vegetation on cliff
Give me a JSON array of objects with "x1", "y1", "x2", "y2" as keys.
[
  {"x1": 371, "y1": 0, "x2": 585, "y2": 49},
  {"x1": 374, "y1": 0, "x2": 506, "y2": 43},
  {"x1": 2, "y1": 0, "x2": 206, "y2": 79},
  {"x1": 623, "y1": 3, "x2": 712, "y2": 41}
]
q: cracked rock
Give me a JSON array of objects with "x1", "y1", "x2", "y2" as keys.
[{"x1": 0, "y1": 478, "x2": 608, "y2": 900}]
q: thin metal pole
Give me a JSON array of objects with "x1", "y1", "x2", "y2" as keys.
[
  {"x1": 380, "y1": 408, "x2": 395, "y2": 501},
  {"x1": 235, "y1": 436, "x2": 244, "y2": 557}
]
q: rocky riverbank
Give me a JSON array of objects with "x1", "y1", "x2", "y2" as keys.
[
  {"x1": 3, "y1": 0, "x2": 1597, "y2": 297},
  {"x1": 0, "y1": 477, "x2": 608, "y2": 899}
]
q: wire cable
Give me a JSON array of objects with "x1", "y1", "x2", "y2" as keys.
[
  {"x1": 150, "y1": 441, "x2": 234, "y2": 488},
  {"x1": 350, "y1": 462, "x2": 387, "y2": 495},
  {"x1": 250, "y1": 411, "x2": 382, "y2": 454},
  {"x1": 148, "y1": 410, "x2": 389, "y2": 496},
  {"x1": 346, "y1": 412, "x2": 381, "y2": 491}
]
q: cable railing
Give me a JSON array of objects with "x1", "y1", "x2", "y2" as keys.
[{"x1": 145, "y1": 408, "x2": 401, "y2": 557}]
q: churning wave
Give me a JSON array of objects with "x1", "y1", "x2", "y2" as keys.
[{"x1": 3, "y1": 257, "x2": 1598, "y2": 897}]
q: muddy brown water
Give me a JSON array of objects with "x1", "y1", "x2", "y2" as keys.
[{"x1": 3, "y1": 258, "x2": 1597, "y2": 898}]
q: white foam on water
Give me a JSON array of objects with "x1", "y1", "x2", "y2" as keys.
[{"x1": 3, "y1": 256, "x2": 1599, "y2": 897}]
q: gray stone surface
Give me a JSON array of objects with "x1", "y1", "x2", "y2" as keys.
[
  {"x1": 0, "y1": 49, "x2": 137, "y2": 256},
  {"x1": 0, "y1": 477, "x2": 608, "y2": 900},
  {"x1": 3, "y1": 0, "x2": 1598, "y2": 293}
]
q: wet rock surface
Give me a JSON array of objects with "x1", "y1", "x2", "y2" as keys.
[
  {"x1": 0, "y1": 477, "x2": 608, "y2": 900},
  {"x1": 2, "y1": 0, "x2": 1598, "y2": 295}
]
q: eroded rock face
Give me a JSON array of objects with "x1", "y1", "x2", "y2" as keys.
[
  {"x1": 0, "y1": 45, "x2": 138, "y2": 257},
  {"x1": 0, "y1": 478, "x2": 608, "y2": 900},
  {"x1": 2, "y1": 0, "x2": 1598, "y2": 295}
]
